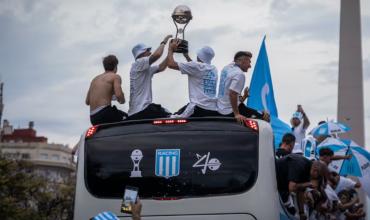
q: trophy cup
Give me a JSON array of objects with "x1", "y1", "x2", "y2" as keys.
[
  {"x1": 130, "y1": 149, "x2": 143, "y2": 178},
  {"x1": 171, "y1": 5, "x2": 192, "y2": 53}
]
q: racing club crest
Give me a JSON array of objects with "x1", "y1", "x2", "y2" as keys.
[{"x1": 155, "y1": 149, "x2": 180, "y2": 178}]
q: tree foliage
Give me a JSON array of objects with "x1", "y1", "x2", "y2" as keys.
[{"x1": 0, "y1": 155, "x2": 75, "y2": 220}]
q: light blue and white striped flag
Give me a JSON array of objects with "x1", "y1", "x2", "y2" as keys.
[{"x1": 91, "y1": 211, "x2": 119, "y2": 220}]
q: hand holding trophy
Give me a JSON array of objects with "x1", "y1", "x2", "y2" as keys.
[{"x1": 171, "y1": 5, "x2": 192, "y2": 53}]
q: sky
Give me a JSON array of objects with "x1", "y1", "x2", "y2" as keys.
[{"x1": 0, "y1": 0, "x2": 369, "y2": 149}]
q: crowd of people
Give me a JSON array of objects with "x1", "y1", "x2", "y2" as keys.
[
  {"x1": 85, "y1": 35, "x2": 269, "y2": 126},
  {"x1": 276, "y1": 106, "x2": 366, "y2": 220}
]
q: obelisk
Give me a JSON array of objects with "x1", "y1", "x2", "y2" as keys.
[
  {"x1": 338, "y1": 0, "x2": 367, "y2": 210},
  {"x1": 338, "y1": 0, "x2": 364, "y2": 146}
]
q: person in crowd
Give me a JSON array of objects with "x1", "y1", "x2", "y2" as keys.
[
  {"x1": 305, "y1": 160, "x2": 330, "y2": 219},
  {"x1": 325, "y1": 178, "x2": 341, "y2": 219},
  {"x1": 130, "y1": 198, "x2": 142, "y2": 220},
  {"x1": 86, "y1": 55, "x2": 127, "y2": 125},
  {"x1": 276, "y1": 154, "x2": 313, "y2": 219},
  {"x1": 276, "y1": 133, "x2": 296, "y2": 159},
  {"x1": 167, "y1": 39, "x2": 219, "y2": 117},
  {"x1": 319, "y1": 148, "x2": 352, "y2": 170},
  {"x1": 291, "y1": 105, "x2": 310, "y2": 154},
  {"x1": 216, "y1": 51, "x2": 270, "y2": 124},
  {"x1": 324, "y1": 177, "x2": 363, "y2": 220},
  {"x1": 330, "y1": 172, "x2": 361, "y2": 194},
  {"x1": 128, "y1": 35, "x2": 172, "y2": 120},
  {"x1": 304, "y1": 188, "x2": 326, "y2": 219},
  {"x1": 338, "y1": 190, "x2": 366, "y2": 220}
]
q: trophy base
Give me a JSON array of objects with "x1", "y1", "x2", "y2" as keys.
[
  {"x1": 130, "y1": 171, "x2": 142, "y2": 178},
  {"x1": 174, "y1": 39, "x2": 189, "y2": 53}
]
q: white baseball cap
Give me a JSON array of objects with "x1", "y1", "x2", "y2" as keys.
[
  {"x1": 132, "y1": 43, "x2": 151, "y2": 59},
  {"x1": 196, "y1": 46, "x2": 215, "y2": 64}
]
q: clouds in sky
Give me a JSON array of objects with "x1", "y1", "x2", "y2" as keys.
[{"x1": 0, "y1": 0, "x2": 369, "y2": 149}]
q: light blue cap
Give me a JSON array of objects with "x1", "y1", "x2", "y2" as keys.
[
  {"x1": 132, "y1": 43, "x2": 151, "y2": 59},
  {"x1": 197, "y1": 46, "x2": 215, "y2": 64}
]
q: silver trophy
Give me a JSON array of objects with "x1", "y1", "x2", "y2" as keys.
[
  {"x1": 172, "y1": 5, "x2": 192, "y2": 53},
  {"x1": 130, "y1": 149, "x2": 143, "y2": 178}
]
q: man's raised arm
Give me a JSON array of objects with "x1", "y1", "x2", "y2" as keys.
[
  {"x1": 149, "y1": 35, "x2": 172, "y2": 65},
  {"x1": 156, "y1": 56, "x2": 168, "y2": 73},
  {"x1": 298, "y1": 105, "x2": 310, "y2": 129},
  {"x1": 167, "y1": 39, "x2": 181, "y2": 70}
]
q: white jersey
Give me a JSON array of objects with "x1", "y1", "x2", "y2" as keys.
[
  {"x1": 325, "y1": 184, "x2": 341, "y2": 214},
  {"x1": 128, "y1": 57, "x2": 159, "y2": 116},
  {"x1": 292, "y1": 121, "x2": 306, "y2": 153},
  {"x1": 178, "y1": 61, "x2": 218, "y2": 111},
  {"x1": 217, "y1": 63, "x2": 245, "y2": 115},
  {"x1": 335, "y1": 176, "x2": 357, "y2": 193}
]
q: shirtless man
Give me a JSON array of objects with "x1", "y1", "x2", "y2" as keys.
[{"x1": 86, "y1": 55, "x2": 127, "y2": 125}]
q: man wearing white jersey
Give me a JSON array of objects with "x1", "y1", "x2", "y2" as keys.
[
  {"x1": 128, "y1": 35, "x2": 172, "y2": 120},
  {"x1": 331, "y1": 171, "x2": 361, "y2": 194},
  {"x1": 290, "y1": 105, "x2": 310, "y2": 154},
  {"x1": 217, "y1": 51, "x2": 270, "y2": 124},
  {"x1": 167, "y1": 39, "x2": 219, "y2": 117},
  {"x1": 319, "y1": 147, "x2": 352, "y2": 172}
]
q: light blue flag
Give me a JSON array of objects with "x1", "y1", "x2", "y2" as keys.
[
  {"x1": 247, "y1": 36, "x2": 277, "y2": 116},
  {"x1": 246, "y1": 36, "x2": 291, "y2": 148}
]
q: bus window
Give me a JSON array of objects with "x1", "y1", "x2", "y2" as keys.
[{"x1": 85, "y1": 120, "x2": 258, "y2": 199}]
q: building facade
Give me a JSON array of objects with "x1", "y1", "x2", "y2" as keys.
[{"x1": 0, "y1": 120, "x2": 75, "y2": 183}]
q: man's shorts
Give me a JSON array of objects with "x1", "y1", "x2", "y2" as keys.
[
  {"x1": 90, "y1": 105, "x2": 128, "y2": 125},
  {"x1": 128, "y1": 103, "x2": 171, "y2": 120},
  {"x1": 173, "y1": 103, "x2": 219, "y2": 118},
  {"x1": 222, "y1": 104, "x2": 264, "y2": 119}
]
